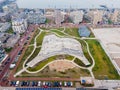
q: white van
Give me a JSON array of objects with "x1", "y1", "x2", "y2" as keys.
[
  {"x1": 64, "y1": 81, "x2": 67, "y2": 87},
  {"x1": 38, "y1": 81, "x2": 41, "y2": 86},
  {"x1": 15, "y1": 81, "x2": 19, "y2": 87}
]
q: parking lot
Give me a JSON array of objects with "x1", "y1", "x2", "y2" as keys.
[{"x1": 9, "y1": 81, "x2": 74, "y2": 88}]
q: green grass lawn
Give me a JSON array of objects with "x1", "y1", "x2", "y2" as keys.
[
  {"x1": 4, "y1": 47, "x2": 13, "y2": 53},
  {"x1": 65, "y1": 55, "x2": 74, "y2": 61},
  {"x1": 86, "y1": 40, "x2": 120, "y2": 79},
  {"x1": 87, "y1": 27, "x2": 95, "y2": 38},
  {"x1": 27, "y1": 55, "x2": 74, "y2": 72},
  {"x1": 64, "y1": 28, "x2": 80, "y2": 37},
  {"x1": 16, "y1": 46, "x2": 34, "y2": 72},
  {"x1": 25, "y1": 54, "x2": 74, "y2": 72},
  {"x1": 20, "y1": 67, "x2": 90, "y2": 78},
  {"x1": 26, "y1": 47, "x2": 41, "y2": 64},
  {"x1": 36, "y1": 32, "x2": 46, "y2": 46},
  {"x1": 5, "y1": 28, "x2": 14, "y2": 34},
  {"x1": 89, "y1": 32, "x2": 95, "y2": 38},
  {"x1": 45, "y1": 18, "x2": 51, "y2": 24},
  {"x1": 50, "y1": 29, "x2": 66, "y2": 36},
  {"x1": 74, "y1": 58, "x2": 86, "y2": 67},
  {"x1": 77, "y1": 39, "x2": 93, "y2": 66},
  {"x1": 30, "y1": 29, "x2": 40, "y2": 45},
  {"x1": 53, "y1": 28, "x2": 64, "y2": 31},
  {"x1": 27, "y1": 56, "x2": 57, "y2": 71}
]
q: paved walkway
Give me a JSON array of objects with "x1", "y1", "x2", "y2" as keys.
[
  {"x1": 14, "y1": 29, "x2": 42, "y2": 77},
  {"x1": 27, "y1": 34, "x2": 90, "y2": 67},
  {"x1": 50, "y1": 28, "x2": 95, "y2": 78},
  {"x1": 26, "y1": 60, "x2": 75, "y2": 74},
  {"x1": 94, "y1": 80, "x2": 120, "y2": 90},
  {"x1": 14, "y1": 27, "x2": 95, "y2": 79}
]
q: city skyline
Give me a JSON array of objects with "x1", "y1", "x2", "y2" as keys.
[{"x1": 17, "y1": 0, "x2": 120, "y2": 9}]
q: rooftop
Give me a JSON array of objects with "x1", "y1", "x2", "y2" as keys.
[{"x1": 78, "y1": 26, "x2": 90, "y2": 37}]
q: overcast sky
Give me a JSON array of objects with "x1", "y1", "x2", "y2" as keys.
[
  {"x1": 16, "y1": 0, "x2": 120, "y2": 9},
  {"x1": 0, "y1": 0, "x2": 4, "y2": 3}
]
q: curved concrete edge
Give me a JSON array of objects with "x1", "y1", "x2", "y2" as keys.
[
  {"x1": 25, "y1": 60, "x2": 75, "y2": 74},
  {"x1": 14, "y1": 28, "x2": 96, "y2": 78}
]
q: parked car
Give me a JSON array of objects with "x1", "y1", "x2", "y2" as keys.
[
  {"x1": 42, "y1": 81, "x2": 46, "y2": 86},
  {"x1": 70, "y1": 82, "x2": 73, "y2": 87},
  {"x1": 38, "y1": 81, "x2": 41, "y2": 87},
  {"x1": 15, "y1": 81, "x2": 19, "y2": 87},
  {"x1": 53, "y1": 81, "x2": 60, "y2": 87},
  {"x1": 32, "y1": 81, "x2": 35, "y2": 87},
  {"x1": 10, "y1": 81, "x2": 13, "y2": 86},
  {"x1": 59, "y1": 82, "x2": 62, "y2": 86},
  {"x1": 13, "y1": 81, "x2": 16, "y2": 86},
  {"x1": 21, "y1": 81, "x2": 24, "y2": 86},
  {"x1": 64, "y1": 81, "x2": 67, "y2": 87},
  {"x1": 26, "y1": 81, "x2": 30, "y2": 86},
  {"x1": 67, "y1": 82, "x2": 71, "y2": 87}
]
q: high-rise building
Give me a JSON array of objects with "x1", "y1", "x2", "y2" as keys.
[
  {"x1": 110, "y1": 9, "x2": 120, "y2": 24},
  {"x1": 12, "y1": 18, "x2": 27, "y2": 33},
  {"x1": 110, "y1": 10, "x2": 119, "y2": 23},
  {"x1": 54, "y1": 10, "x2": 64, "y2": 25},
  {"x1": 2, "y1": 3, "x2": 18, "y2": 13},
  {"x1": 87, "y1": 10, "x2": 103, "y2": 25},
  {"x1": 27, "y1": 12, "x2": 46, "y2": 24},
  {"x1": 70, "y1": 11, "x2": 84, "y2": 24}
]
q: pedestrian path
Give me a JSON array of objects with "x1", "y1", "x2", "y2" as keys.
[{"x1": 14, "y1": 27, "x2": 96, "y2": 79}]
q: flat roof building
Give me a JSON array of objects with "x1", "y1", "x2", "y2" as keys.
[
  {"x1": 54, "y1": 10, "x2": 64, "y2": 25},
  {"x1": 0, "y1": 22, "x2": 11, "y2": 32},
  {"x1": 12, "y1": 18, "x2": 27, "y2": 33},
  {"x1": 5, "y1": 33, "x2": 20, "y2": 47},
  {"x1": 86, "y1": 10, "x2": 103, "y2": 25},
  {"x1": 27, "y1": 12, "x2": 46, "y2": 24}
]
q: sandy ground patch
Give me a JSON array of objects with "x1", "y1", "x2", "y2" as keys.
[
  {"x1": 49, "y1": 60, "x2": 76, "y2": 72},
  {"x1": 93, "y1": 28, "x2": 120, "y2": 54}
]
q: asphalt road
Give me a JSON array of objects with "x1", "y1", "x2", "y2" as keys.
[{"x1": 0, "y1": 24, "x2": 37, "y2": 86}]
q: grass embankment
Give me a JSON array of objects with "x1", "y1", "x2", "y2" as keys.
[
  {"x1": 86, "y1": 40, "x2": 120, "y2": 79},
  {"x1": 25, "y1": 31, "x2": 48, "y2": 64},
  {"x1": 64, "y1": 28, "x2": 80, "y2": 37},
  {"x1": 74, "y1": 58, "x2": 86, "y2": 67},
  {"x1": 65, "y1": 55, "x2": 74, "y2": 61},
  {"x1": 16, "y1": 46, "x2": 34, "y2": 72},
  {"x1": 86, "y1": 26, "x2": 95, "y2": 38},
  {"x1": 30, "y1": 29, "x2": 40, "y2": 45},
  {"x1": 25, "y1": 47, "x2": 41, "y2": 64},
  {"x1": 50, "y1": 29, "x2": 66, "y2": 36},
  {"x1": 27, "y1": 55, "x2": 74, "y2": 72},
  {"x1": 73, "y1": 39, "x2": 92, "y2": 67},
  {"x1": 36, "y1": 32, "x2": 46, "y2": 46},
  {"x1": 52, "y1": 28, "x2": 64, "y2": 31},
  {"x1": 27, "y1": 56, "x2": 57, "y2": 71},
  {"x1": 21, "y1": 67, "x2": 90, "y2": 78}
]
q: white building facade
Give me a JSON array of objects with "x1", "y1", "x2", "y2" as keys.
[
  {"x1": 12, "y1": 19, "x2": 27, "y2": 33},
  {"x1": 70, "y1": 11, "x2": 84, "y2": 24},
  {"x1": 54, "y1": 10, "x2": 64, "y2": 25},
  {"x1": 87, "y1": 10, "x2": 103, "y2": 25}
]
